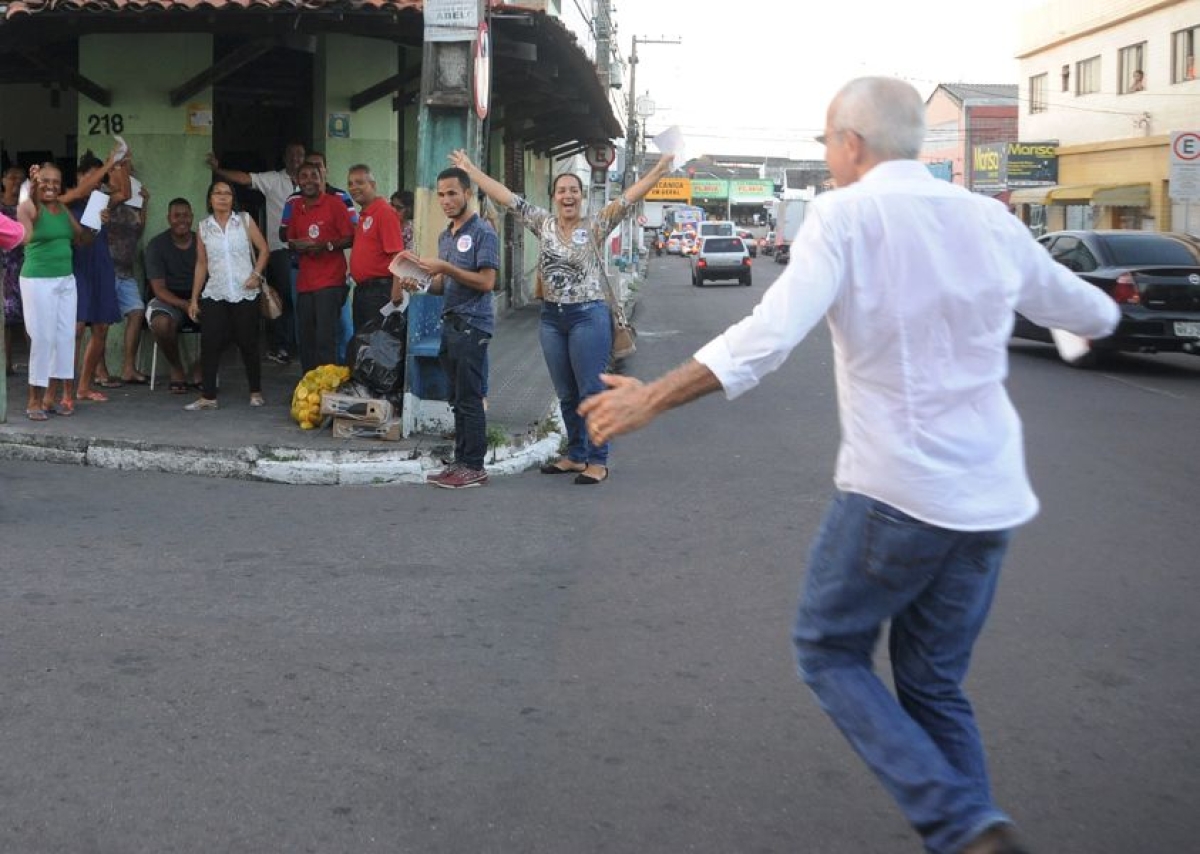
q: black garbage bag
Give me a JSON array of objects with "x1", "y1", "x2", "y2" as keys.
[{"x1": 350, "y1": 310, "x2": 408, "y2": 396}]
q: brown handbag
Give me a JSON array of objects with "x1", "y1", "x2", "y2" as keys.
[
  {"x1": 590, "y1": 233, "x2": 636, "y2": 360},
  {"x1": 260, "y1": 282, "x2": 283, "y2": 320}
]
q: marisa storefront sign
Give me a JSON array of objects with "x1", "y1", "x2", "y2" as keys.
[{"x1": 1006, "y1": 142, "x2": 1058, "y2": 187}]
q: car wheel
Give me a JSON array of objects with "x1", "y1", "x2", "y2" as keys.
[
  {"x1": 692, "y1": 274, "x2": 702, "y2": 287},
  {"x1": 742, "y1": 275, "x2": 752, "y2": 287}
]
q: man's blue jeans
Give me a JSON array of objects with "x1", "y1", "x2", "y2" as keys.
[
  {"x1": 438, "y1": 316, "x2": 490, "y2": 471},
  {"x1": 540, "y1": 300, "x2": 612, "y2": 466},
  {"x1": 793, "y1": 492, "x2": 1012, "y2": 854}
]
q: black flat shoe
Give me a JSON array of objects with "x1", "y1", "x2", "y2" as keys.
[
  {"x1": 540, "y1": 461, "x2": 585, "y2": 474},
  {"x1": 573, "y1": 468, "x2": 609, "y2": 485}
]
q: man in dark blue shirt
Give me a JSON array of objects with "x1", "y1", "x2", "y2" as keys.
[{"x1": 403, "y1": 166, "x2": 499, "y2": 489}]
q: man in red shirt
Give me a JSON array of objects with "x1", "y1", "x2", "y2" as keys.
[
  {"x1": 347, "y1": 164, "x2": 407, "y2": 335},
  {"x1": 286, "y1": 163, "x2": 354, "y2": 371}
]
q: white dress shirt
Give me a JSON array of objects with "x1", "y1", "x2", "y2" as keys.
[{"x1": 695, "y1": 160, "x2": 1119, "y2": 531}]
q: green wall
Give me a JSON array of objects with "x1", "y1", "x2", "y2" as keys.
[
  {"x1": 318, "y1": 35, "x2": 404, "y2": 201},
  {"x1": 79, "y1": 33, "x2": 214, "y2": 373}
]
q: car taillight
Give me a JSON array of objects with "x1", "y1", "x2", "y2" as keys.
[
  {"x1": 1112, "y1": 273, "x2": 1140, "y2": 305},
  {"x1": 697, "y1": 259, "x2": 707, "y2": 268},
  {"x1": 743, "y1": 257, "x2": 752, "y2": 266}
]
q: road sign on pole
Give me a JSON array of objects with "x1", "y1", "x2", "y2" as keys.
[{"x1": 1169, "y1": 131, "x2": 1200, "y2": 201}]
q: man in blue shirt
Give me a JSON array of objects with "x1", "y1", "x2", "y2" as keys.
[{"x1": 403, "y1": 166, "x2": 499, "y2": 489}]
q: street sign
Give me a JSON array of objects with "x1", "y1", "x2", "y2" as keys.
[
  {"x1": 1169, "y1": 131, "x2": 1200, "y2": 201},
  {"x1": 473, "y1": 21, "x2": 490, "y2": 120},
  {"x1": 585, "y1": 142, "x2": 616, "y2": 169}
]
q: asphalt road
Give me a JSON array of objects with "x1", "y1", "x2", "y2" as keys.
[{"x1": 2, "y1": 249, "x2": 1198, "y2": 853}]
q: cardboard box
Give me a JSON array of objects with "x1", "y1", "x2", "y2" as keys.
[
  {"x1": 332, "y1": 416, "x2": 402, "y2": 441},
  {"x1": 320, "y1": 392, "x2": 393, "y2": 423}
]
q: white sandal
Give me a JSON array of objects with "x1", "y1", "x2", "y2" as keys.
[
  {"x1": 184, "y1": 397, "x2": 218, "y2": 411},
  {"x1": 249, "y1": 394, "x2": 265, "y2": 407}
]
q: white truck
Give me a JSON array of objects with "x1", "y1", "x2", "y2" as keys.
[{"x1": 773, "y1": 198, "x2": 809, "y2": 264}]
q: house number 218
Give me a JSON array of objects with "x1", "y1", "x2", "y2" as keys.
[{"x1": 87, "y1": 113, "x2": 125, "y2": 135}]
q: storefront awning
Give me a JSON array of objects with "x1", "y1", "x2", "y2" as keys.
[
  {"x1": 1008, "y1": 186, "x2": 1053, "y2": 205},
  {"x1": 1009, "y1": 183, "x2": 1152, "y2": 206},
  {"x1": 1048, "y1": 183, "x2": 1152, "y2": 206}
]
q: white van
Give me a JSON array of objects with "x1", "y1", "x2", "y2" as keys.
[{"x1": 697, "y1": 220, "x2": 736, "y2": 239}]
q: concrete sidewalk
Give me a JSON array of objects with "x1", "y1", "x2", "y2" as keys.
[{"x1": 0, "y1": 304, "x2": 563, "y2": 485}]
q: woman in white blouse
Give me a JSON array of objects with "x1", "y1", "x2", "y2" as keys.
[{"x1": 185, "y1": 180, "x2": 269, "y2": 411}]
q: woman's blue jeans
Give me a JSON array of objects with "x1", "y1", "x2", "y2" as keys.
[
  {"x1": 540, "y1": 300, "x2": 612, "y2": 466},
  {"x1": 793, "y1": 492, "x2": 1013, "y2": 854}
]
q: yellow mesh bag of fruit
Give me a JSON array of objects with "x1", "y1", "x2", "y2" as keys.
[{"x1": 290, "y1": 364, "x2": 351, "y2": 429}]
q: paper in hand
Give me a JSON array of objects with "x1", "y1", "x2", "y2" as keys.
[
  {"x1": 1050, "y1": 328, "x2": 1092, "y2": 364},
  {"x1": 80, "y1": 190, "x2": 110, "y2": 231},
  {"x1": 125, "y1": 176, "x2": 144, "y2": 209},
  {"x1": 388, "y1": 254, "x2": 433, "y2": 290},
  {"x1": 652, "y1": 126, "x2": 686, "y2": 165},
  {"x1": 113, "y1": 135, "x2": 129, "y2": 163}
]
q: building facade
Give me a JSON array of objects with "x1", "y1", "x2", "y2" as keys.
[
  {"x1": 921, "y1": 83, "x2": 1019, "y2": 194},
  {"x1": 1016, "y1": 0, "x2": 1200, "y2": 234}
]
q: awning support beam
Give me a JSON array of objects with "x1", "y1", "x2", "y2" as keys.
[
  {"x1": 169, "y1": 38, "x2": 276, "y2": 107},
  {"x1": 19, "y1": 49, "x2": 111, "y2": 107},
  {"x1": 350, "y1": 66, "x2": 422, "y2": 112}
]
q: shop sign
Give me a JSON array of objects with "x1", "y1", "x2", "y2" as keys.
[
  {"x1": 426, "y1": 0, "x2": 478, "y2": 42},
  {"x1": 690, "y1": 179, "x2": 727, "y2": 199},
  {"x1": 646, "y1": 177, "x2": 691, "y2": 202},
  {"x1": 730, "y1": 179, "x2": 774, "y2": 203},
  {"x1": 1007, "y1": 141, "x2": 1058, "y2": 187},
  {"x1": 971, "y1": 143, "x2": 1006, "y2": 192},
  {"x1": 926, "y1": 161, "x2": 953, "y2": 181}
]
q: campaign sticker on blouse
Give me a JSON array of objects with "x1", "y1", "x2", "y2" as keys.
[
  {"x1": 362, "y1": 215, "x2": 374, "y2": 231},
  {"x1": 307, "y1": 224, "x2": 320, "y2": 239},
  {"x1": 457, "y1": 234, "x2": 473, "y2": 253},
  {"x1": 571, "y1": 228, "x2": 589, "y2": 246}
]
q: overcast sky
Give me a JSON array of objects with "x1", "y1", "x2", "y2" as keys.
[{"x1": 611, "y1": 0, "x2": 1034, "y2": 160}]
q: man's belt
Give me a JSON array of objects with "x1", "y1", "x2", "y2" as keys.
[{"x1": 356, "y1": 276, "x2": 392, "y2": 287}]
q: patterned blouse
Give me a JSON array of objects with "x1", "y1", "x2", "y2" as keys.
[{"x1": 508, "y1": 194, "x2": 632, "y2": 304}]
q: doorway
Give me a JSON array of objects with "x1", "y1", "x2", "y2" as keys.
[{"x1": 210, "y1": 37, "x2": 314, "y2": 223}]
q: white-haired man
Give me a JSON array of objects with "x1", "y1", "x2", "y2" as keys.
[{"x1": 580, "y1": 77, "x2": 1120, "y2": 854}]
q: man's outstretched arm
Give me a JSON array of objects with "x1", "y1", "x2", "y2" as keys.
[{"x1": 580, "y1": 359, "x2": 723, "y2": 446}]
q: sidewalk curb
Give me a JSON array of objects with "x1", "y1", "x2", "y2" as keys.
[{"x1": 0, "y1": 423, "x2": 565, "y2": 486}]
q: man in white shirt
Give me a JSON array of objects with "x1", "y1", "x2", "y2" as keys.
[
  {"x1": 205, "y1": 142, "x2": 305, "y2": 364},
  {"x1": 580, "y1": 77, "x2": 1119, "y2": 854}
]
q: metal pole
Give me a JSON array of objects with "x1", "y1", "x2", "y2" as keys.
[{"x1": 623, "y1": 36, "x2": 638, "y2": 193}]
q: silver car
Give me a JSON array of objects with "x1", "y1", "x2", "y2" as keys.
[{"x1": 691, "y1": 236, "x2": 752, "y2": 287}]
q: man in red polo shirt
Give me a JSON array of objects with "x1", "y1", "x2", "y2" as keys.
[
  {"x1": 286, "y1": 163, "x2": 354, "y2": 371},
  {"x1": 346, "y1": 163, "x2": 407, "y2": 335}
]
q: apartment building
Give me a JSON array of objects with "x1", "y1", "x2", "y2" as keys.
[{"x1": 1015, "y1": 0, "x2": 1200, "y2": 233}]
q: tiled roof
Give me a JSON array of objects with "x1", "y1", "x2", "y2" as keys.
[
  {"x1": 936, "y1": 83, "x2": 1019, "y2": 104},
  {"x1": 4, "y1": 0, "x2": 421, "y2": 17}
]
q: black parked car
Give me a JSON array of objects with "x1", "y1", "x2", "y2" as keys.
[{"x1": 1013, "y1": 230, "x2": 1200, "y2": 366}]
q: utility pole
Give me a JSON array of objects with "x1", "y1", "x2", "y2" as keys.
[
  {"x1": 622, "y1": 35, "x2": 679, "y2": 192},
  {"x1": 620, "y1": 34, "x2": 679, "y2": 267}
]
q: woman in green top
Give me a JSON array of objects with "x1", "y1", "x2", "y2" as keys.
[{"x1": 17, "y1": 163, "x2": 84, "y2": 420}]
